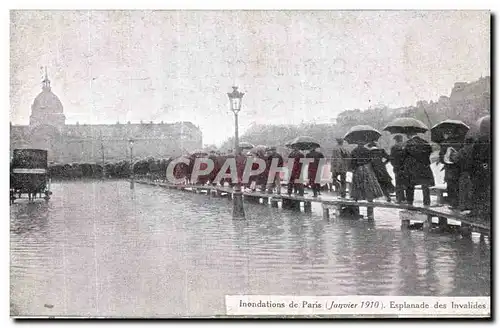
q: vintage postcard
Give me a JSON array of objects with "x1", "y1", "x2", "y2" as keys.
[{"x1": 9, "y1": 9, "x2": 491, "y2": 319}]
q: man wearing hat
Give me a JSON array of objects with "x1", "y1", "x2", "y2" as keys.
[
  {"x1": 390, "y1": 135, "x2": 406, "y2": 203},
  {"x1": 400, "y1": 132, "x2": 435, "y2": 206},
  {"x1": 330, "y1": 138, "x2": 350, "y2": 198}
]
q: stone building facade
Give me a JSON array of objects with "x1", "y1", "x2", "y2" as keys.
[{"x1": 10, "y1": 72, "x2": 203, "y2": 164}]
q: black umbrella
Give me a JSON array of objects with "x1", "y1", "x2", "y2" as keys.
[
  {"x1": 239, "y1": 141, "x2": 255, "y2": 150},
  {"x1": 189, "y1": 149, "x2": 209, "y2": 157},
  {"x1": 430, "y1": 119, "x2": 470, "y2": 143},
  {"x1": 383, "y1": 117, "x2": 428, "y2": 134},
  {"x1": 249, "y1": 145, "x2": 268, "y2": 156},
  {"x1": 288, "y1": 136, "x2": 321, "y2": 150},
  {"x1": 466, "y1": 115, "x2": 490, "y2": 141},
  {"x1": 343, "y1": 125, "x2": 381, "y2": 144}
]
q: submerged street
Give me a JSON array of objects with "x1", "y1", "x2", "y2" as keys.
[{"x1": 10, "y1": 180, "x2": 490, "y2": 317}]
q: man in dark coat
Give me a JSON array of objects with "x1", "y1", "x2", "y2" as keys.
[
  {"x1": 330, "y1": 138, "x2": 350, "y2": 198},
  {"x1": 195, "y1": 155, "x2": 210, "y2": 185},
  {"x1": 307, "y1": 147, "x2": 325, "y2": 197},
  {"x1": 173, "y1": 156, "x2": 189, "y2": 184},
  {"x1": 208, "y1": 151, "x2": 219, "y2": 186},
  {"x1": 217, "y1": 153, "x2": 231, "y2": 186},
  {"x1": 235, "y1": 150, "x2": 247, "y2": 188},
  {"x1": 401, "y1": 133, "x2": 435, "y2": 206},
  {"x1": 451, "y1": 138, "x2": 474, "y2": 211},
  {"x1": 287, "y1": 148, "x2": 305, "y2": 196},
  {"x1": 255, "y1": 149, "x2": 268, "y2": 192},
  {"x1": 390, "y1": 135, "x2": 406, "y2": 203},
  {"x1": 266, "y1": 147, "x2": 284, "y2": 194},
  {"x1": 186, "y1": 156, "x2": 195, "y2": 184},
  {"x1": 453, "y1": 135, "x2": 490, "y2": 218}
]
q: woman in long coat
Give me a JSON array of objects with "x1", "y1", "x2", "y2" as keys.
[
  {"x1": 367, "y1": 142, "x2": 394, "y2": 202},
  {"x1": 350, "y1": 143, "x2": 384, "y2": 202}
]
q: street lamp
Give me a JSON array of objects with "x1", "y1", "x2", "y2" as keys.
[
  {"x1": 227, "y1": 86, "x2": 245, "y2": 218},
  {"x1": 100, "y1": 131, "x2": 106, "y2": 179},
  {"x1": 129, "y1": 138, "x2": 135, "y2": 189}
]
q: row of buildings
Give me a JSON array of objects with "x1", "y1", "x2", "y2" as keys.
[{"x1": 10, "y1": 71, "x2": 203, "y2": 164}]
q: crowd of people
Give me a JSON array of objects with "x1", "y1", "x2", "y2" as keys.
[
  {"x1": 41, "y1": 119, "x2": 490, "y2": 219},
  {"x1": 45, "y1": 158, "x2": 170, "y2": 180},
  {"x1": 168, "y1": 127, "x2": 489, "y2": 219},
  {"x1": 329, "y1": 130, "x2": 490, "y2": 218},
  {"x1": 170, "y1": 146, "x2": 327, "y2": 197}
]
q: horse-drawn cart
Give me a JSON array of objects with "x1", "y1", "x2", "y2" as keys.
[{"x1": 10, "y1": 149, "x2": 52, "y2": 204}]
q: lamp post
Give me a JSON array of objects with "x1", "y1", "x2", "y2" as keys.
[
  {"x1": 100, "y1": 131, "x2": 106, "y2": 179},
  {"x1": 227, "y1": 86, "x2": 245, "y2": 218},
  {"x1": 129, "y1": 138, "x2": 135, "y2": 189}
]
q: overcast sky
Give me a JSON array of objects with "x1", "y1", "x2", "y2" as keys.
[{"x1": 10, "y1": 10, "x2": 489, "y2": 145}]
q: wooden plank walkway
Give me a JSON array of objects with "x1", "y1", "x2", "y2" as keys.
[{"x1": 134, "y1": 179, "x2": 490, "y2": 237}]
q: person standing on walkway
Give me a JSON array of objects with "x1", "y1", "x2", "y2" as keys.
[
  {"x1": 246, "y1": 152, "x2": 260, "y2": 191},
  {"x1": 350, "y1": 143, "x2": 384, "y2": 202},
  {"x1": 255, "y1": 148, "x2": 268, "y2": 192},
  {"x1": 451, "y1": 137, "x2": 474, "y2": 211},
  {"x1": 208, "y1": 151, "x2": 219, "y2": 186},
  {"x1": 401, "y1": 133, "x2": 435, "y2": 206},
  {"x1": 307, "y1": 147, "x2": 325, "y2": 197},
  {"x1": 439, "y1": 132, "x2": 463, "y2": 208},
  {"x1": 235, "y1": 149, "x2": 247, "y2": 190},
  {"x1": 367, "y1": 142, "x2": 394, "y2": 202},
  {"x1": 390, "y1": 135, "x2": 406, "y2": 203},
  {"x1": 452, "y1": 134, "x2": 490, "y2": 218},
  {"x1": 266, "y1": 147, "x2": 284, "y2": 195},
  {"x1": 287, "y1": 148, "x2": 305, "y2": 196},
  {"x1": 330, "y1": 138, "x2": 350, "y2": 198}
]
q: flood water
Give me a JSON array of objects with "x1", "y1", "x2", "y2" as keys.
[{"x1": 10, "y1": 180, "x2": 491, "y2": 317}]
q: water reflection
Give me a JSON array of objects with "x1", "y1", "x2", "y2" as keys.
[
  {"x1": 10, "y1": 201, "x2": 49, "y2": 235},
  {"x1": 10, "y1": 180, "x2": 491, "y2": 317}
]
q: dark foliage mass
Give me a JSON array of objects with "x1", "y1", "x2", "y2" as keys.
[{"x1": 48, "y1": 157, "x2": 174, "y2": 180}]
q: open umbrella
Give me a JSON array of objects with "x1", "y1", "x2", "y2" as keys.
[
  {"x1": 239, "y1": 141, "x2": 255, "y2": 150},
  {"x1": 343, "y1": 125, "x2": 381, "y2": 144},
  {"x1": 249, "y1": 145, "x2": 268, "y2": 156},
  {"x1": 288, "y1": 136, "x2": 321, "y2": 150},
  {"x1": 284, "y1": 138, "x2": 298, "y2": 148},
  {"x1": 430, "y1": 119, "x2": 470, "y2": 143},
  {"x1": 189, "y1": 149, "x2": 209, "y2": 157},
  {"x1": 466, "y1": 115, "x2": 490, "y2": 141},
  {"x1": 383, "y1": 117, "x2": 428, "y2": 134}
]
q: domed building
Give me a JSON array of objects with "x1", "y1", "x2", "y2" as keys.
[
  {"x1": 10, "y1": 68, "x2": 203, "y2": 163},
  {"x1": 29, "y1": 71, "x2": 65, "y2": 127}
]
